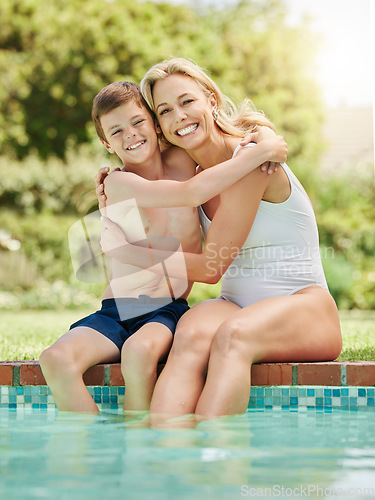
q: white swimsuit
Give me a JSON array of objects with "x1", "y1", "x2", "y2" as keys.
[{"x1": 198, "y1": 144, "x2": 328, "y2": 308}]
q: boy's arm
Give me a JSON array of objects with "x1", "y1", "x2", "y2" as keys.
[
  {"x1": 103, "y1": 132, "x2": 287, "y2": 207},
  {"x1": 100, "y1": 166, "x2": 270, "y2": 283}
]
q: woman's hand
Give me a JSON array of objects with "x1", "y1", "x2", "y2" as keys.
[
  {"x1": 95, "y1": 166, "x2": 121, "y2": 210},
  {"x1": 100, "y1": 216, "x2": 128, "y2": 259}
]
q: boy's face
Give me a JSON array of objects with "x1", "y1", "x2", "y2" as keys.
[{"x1": 100, "y1": 101, "x2": 159, "y2": 166}]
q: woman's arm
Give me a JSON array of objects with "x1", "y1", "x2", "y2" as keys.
[
  {"x1": 102, "y1": 133, "x2": 286, "y2": 208},
  {"x1": 100, "y1": 166, "x2": 270, "y2": 283}
]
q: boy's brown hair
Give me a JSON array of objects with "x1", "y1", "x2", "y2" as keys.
[{"x1": 92, "y1": 81, "x2": 153, "y2": 143}]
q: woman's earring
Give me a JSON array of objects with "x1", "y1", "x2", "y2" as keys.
[{"x1": 212, "y1": 109, "x2": 218, "y2": 121}]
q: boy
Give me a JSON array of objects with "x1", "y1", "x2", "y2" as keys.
[{"x1": 40, "y1": 81, "x2": 282, "y2": 413}]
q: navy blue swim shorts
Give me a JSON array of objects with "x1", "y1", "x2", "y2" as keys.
[{"x1": 69, "y1": 297, "x2": 189, "y2": 350}]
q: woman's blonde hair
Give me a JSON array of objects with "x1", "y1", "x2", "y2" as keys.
[{"x1": 140, "y1": 57, "x2": 275, "y2": 146}]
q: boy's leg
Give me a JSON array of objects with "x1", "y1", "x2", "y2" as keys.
[
  {"x1": 121, "y1": 323, "x2": 173, "y2": 411},
  {"x1": 39, "y1": 327, "x2": 120, "y2": 413}
]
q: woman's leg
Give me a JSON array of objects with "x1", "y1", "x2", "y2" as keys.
[
  {"x1": 195, "y1": 287, "x2": 342, "y2": 417},
  {"x1": 39, "y1": 327, "x2": 120, "y2": 413},
  {"x1": 150, "y1": 298, "x2": 240, "y2": 418},
  {"x1": 121, "y1": 323, "x2": 173, "y2": 411}
]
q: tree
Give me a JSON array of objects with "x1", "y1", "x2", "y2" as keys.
[{"x1": 0, "y1": 0, "x2": 324, "y2": 184}]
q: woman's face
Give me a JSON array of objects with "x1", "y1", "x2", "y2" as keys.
[{"x1": 152, "y1": 74, "x2": 217, "y2": 151}]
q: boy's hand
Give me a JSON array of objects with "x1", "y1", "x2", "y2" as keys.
[
  {"x1": 95, "y1": 166, "x2": 121, "y2": 208},
  {"x1": 240, "y1": 127, "x2": 287, "y2": 174}
]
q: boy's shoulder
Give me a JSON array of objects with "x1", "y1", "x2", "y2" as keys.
[{"x1": 161, "y1": 146, "x2": 196, "y2": 181}]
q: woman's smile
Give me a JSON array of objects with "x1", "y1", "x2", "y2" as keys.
[
  {"x1": 175, "y1": 124, "x2": 198, "y2": 137},
  {"x1": 153, "y1": 74, "x2": 217, "y2": 150}
]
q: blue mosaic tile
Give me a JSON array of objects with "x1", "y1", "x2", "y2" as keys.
[
  {"x1": 248, "y1": 397, "x2": 256, "y2": 407},
  {"x1": 2, "y1": 385, "x2": 375, "y2": 411}
]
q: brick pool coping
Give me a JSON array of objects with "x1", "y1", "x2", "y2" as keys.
[{"x1": 1, "y1": 360, "x2": 375, "y2": 387}]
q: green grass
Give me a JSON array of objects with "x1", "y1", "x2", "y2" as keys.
[
  {"x1": 0, "y1": 308, "x2": 93, "y2": 361},
  {"x1": 0, "y1": 308, "x2": 374, "y2": 361},
  {"x1": 336, "y1": 310, "x2": 375, "y2": 361}
]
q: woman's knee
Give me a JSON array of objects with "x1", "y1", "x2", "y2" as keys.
[
  {"x1": 212, "y1": 317, "x2": 255, "y2": 358},
  {"x1": 172, "y1": 322, "x2": 215, "y2": 358}
]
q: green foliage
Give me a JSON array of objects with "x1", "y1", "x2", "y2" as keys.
[
  {"x1": 316, "y1": 164, "x2": 375, "y2": 309},
  {"x1": 0, "y1": 0, "x2": 208, "y2": 158},
  {"x1": 1, "y1": 0, "x2": 324, "y2": 172},
  {"x1": 198, "y1": 0, "x2": 324, "y2": 190},
  {"x1": 0, "y1": 149, "x2": 374, "y2": 309},
  {"x1": 0, "y1": 0, "x2": 373, "y2": 310},
  {"x1": 0, "y1": 143, "x2": 117, "y2": 216}
]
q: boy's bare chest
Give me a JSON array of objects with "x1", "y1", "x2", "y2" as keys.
[{"x1": 140, "y1": 206, "x2": 199, "y2": 244}]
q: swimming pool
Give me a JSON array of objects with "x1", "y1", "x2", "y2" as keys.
[{"x1": 1, "y1": 407, "x2": 374, "y2": 500}]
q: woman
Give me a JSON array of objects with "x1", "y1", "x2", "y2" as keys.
[{"x1": 100, "y1": 58, "x2": 342, "y2": 420}]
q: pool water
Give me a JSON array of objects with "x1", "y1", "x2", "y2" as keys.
[{"x1": 1, "y1": 408, "x2": 375, "y2": 499}]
